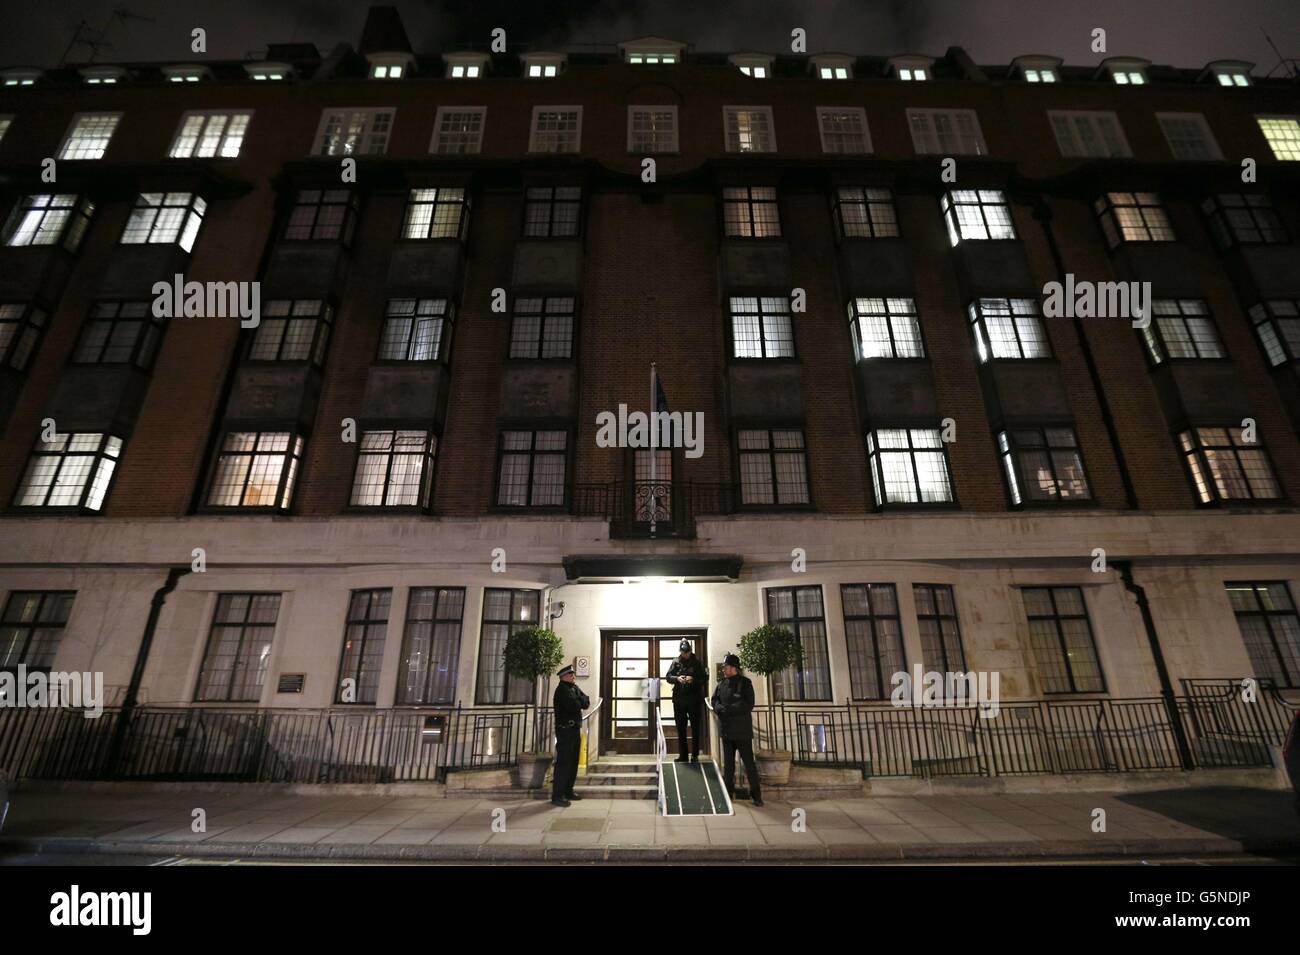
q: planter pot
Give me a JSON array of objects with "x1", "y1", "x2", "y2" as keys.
[
  {"x1": 756, "y1": 750, "x2": 793, "y2": 785},
  {"x1": 515, "y1": 753, "x2": 553, "y2": 790}
]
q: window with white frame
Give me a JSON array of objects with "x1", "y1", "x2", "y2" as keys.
[
  {"x1": 168, "y1": 111, "x2": 252, "y2": 158},
  {"x1": 120, "y1": 192, "x2": 206, "y2": 252},
  {"x1": 969, "y1": 298, "x2": 1050, "y2": 361},
  {"x1": 722, "y1": 186, "x2": 780, "y2": 238},
  {"x1": 941, "y1": 190, "x2": 1015, "y2": 245},
  {"x1": 529, "y1": 106, "x2": 582, "y2": 153},
  {"x1": 350, "y1": 431, "x2": 437, "y2": 508},
  {"x1": 1256, "y1": 116, "x2": 1300, "y2": 161},
  {"x1": 206, "y1": 432, "x2": 304, "y2": 509},
  {"x1": 730, "y1": 295, "x2": 793, "y2": 358},
  {"x1": 523, "y1": 186, "x2": 582, "y2": 237},
  {"x1": 1248, "y1": 300, "x2": 1300, "y2": 367},
  {"x1": 723, "y1": 106, "x2": 776, "y2": 153},
  {"x1": 1140, "y1": 300, "x2": 1224, "y2": 363},
  {"x1": 1157, "y1": 112, "x2": 1223, "y2": 160},
  {"x1": 999, "y1": 427, "x2": 1092, "y2": 504},
  {"x1": 739, "y1": 430, "x2": 810, "y2": 505},
  {"x1": 14, "y1": 432, "x2": 122, "y2": 511},
  {"x1": 1202, "y1": 194, "x2": 1286, "y2": 247},
  {"x1": 510, "y1": 296, "x2": 574, "y2": 359},
  {"x1": 284, "y1": 189, "x2": 358, "y2": 243},
  {"x1": 866, "y1": 428, "x2": 953, "y2": 505},
  {"x1": 58, "y1": 113, "x2": 121, "y2": 160},
  {"x1": 816, "y1": 107, "x2": 871, "y2": 154},
  {"x1": 73, "y1": 301, "x2": 164, "y2": 369},
  {"x1": 627, "y1": 106, "x2": 678, "y2": 153},
  {"x1": 1047, "y1": 110, "x2": 1131, "y2": 158},
  {"x1": 401, "y1": 188, "x2": 469, "y2": 240},
  {"x1": 250, "y1": 300, "x2": 333, "y2": 364},
  {"x1": 378, "y1": 298, "x2": 453, "y2": 361},
  {"x1": 313, "y1": 108, "x2": 394, "y2": 156},
  {"x1": 2, "y1": 194, "x2": 95, "y2": 251},
  {"x1": 0, "y1": 303, "x2": 47, "y2": 371},
  {"x1": 848, "y1": 297, "x2": 924, "y2": 359},
  {"x1": 1095, "y1": 192, "x2": 1175, "y2": 247},
  {"x1": 430, "y1": 107, "x2": 485, "y2": 154},
  {"x1": 832, "y1": 187, "x2": 898, "y2": 238},
  {"x1": 907, "y1": 108, "x2": 986, "y2": 155},
  {"x1": 1179, "y1": 426, "x2": 1280, "y2": 503}
]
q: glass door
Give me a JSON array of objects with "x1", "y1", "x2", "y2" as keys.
[{"x1": 601, "y1": 631, "x2": 706, "y2": 755}]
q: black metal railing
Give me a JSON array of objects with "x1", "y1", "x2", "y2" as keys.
[{"x1": 572, "y1": 480, "x2": 738, "y2": 538}]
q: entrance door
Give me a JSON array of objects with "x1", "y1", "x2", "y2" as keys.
[{"x1": 601, "y1": 630, "x2": 706, "y2": 755}]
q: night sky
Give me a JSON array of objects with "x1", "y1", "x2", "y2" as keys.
[{"x1": 1, "y1": 0, "x2": 1298, "y2": 73}]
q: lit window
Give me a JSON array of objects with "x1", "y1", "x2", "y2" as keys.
[
  {"x1": 523, "y1": 186, "x2": 582, "y2": 238},
  {"x1": 765, "y1": 586, "x2": 830, "y2": 701},
  {"x1": 833, "y1": 187, "x2": 898, "y2": 238},
  {"x1": 58, "y1": 113, "x2": 121, "y2": 160},
  {"x1": 396, "y1": 587, "x2": 466, "y2": 705},
  {"x1": 1094, "y1": 192, "x2": 1175, "y2": 247},
  {"x1": 244, "y1": 63, "x2": 288, "y2": 82},
  {"x1": 999, "y1": 427, "x2": 1092, "y2": 504},
  {"x1": 1, "y1": 69, "x2": 40, "y2": 87},
  {"x1": 0, "y1": 303, "x2": 47, "y2": 371},
  {"x1": 350, "y1": 433, "x2": 436, "y2": 508},
  {"x1": 206, "y1": 432, "x2": 304, "y2": 509},
  {"x1": 2, "y1": 194, "x2": 95, "y2": 251},
  {"x1": 897, "y1": 68, "x2": 926, "y2": 81},
  {"x1": 510, "y1": 296, "x2": 574, "y2": 359},
  {"x1": 169, "y1": 111, "x2": 252, "y2": 158},
  {"x1": 941, "y1": 190, "x2": 1016, "y2": 245},
  {"x1": 496, "y1": 431, "x2": 567, "y2": 507},
  {"x1": 739, "y1": 65, "x2": 766, "y2": 78},
  {"x1": 1202, "y1": 194, "x2": 1286, "y2": 248},
  {"x1": 476, "y1": 589, "x2": 540, "y2": 703},
  {"x1": 848, "y1": 298, "x2": 923, "y2": 359},
  {"x1": 1109, "y1": 68, "x2": 1146, "y2": 85},
  {"x1": 1256, "y1": 116, "x2": 1300, "y2": 161},
  {"x1": 730, "y1": 295, "x2": 793, "y2": 358},
  {"x1": 195, "y1": 594, "x2": 280, "y2": 703},
  {"x1": 1157, "y1": 112, "x2": 1223, "y2": 160},
  {"x1": 1179, "y1": 426, "x2": 1280, "y2": 503},
  {"x1": 819, "y1": 67, "x2": 851, "y2": 80},
  {"x1": 73, "y1": 302, "x2": 164, "y2": 369},
  {"x1": 1215, "y1": 71, "x2": 1251, "y2": 87},
  {"x1": 907, "y1": 108, "x2": 986, "y2": 155},
  {"x1": 739, "y1": 430, "x2": 809, "y2": 505},
  {"x1": 523, "y1": 55, "x2": 564, "y2": 78},
  {"x1": 816, "y1": 107, "x2": 871, "y2": 154},
  {"x1": 430, "y1": 106, "x2": 485, "y2": 155},
  {"x1": 728, "y1": 54, "x2": 774, "y2": 79},
  {"x1": 1047, "y1": 110, "x2": 1131, "y2": 158},
  {"x1": 722, "y1": 186, "x2": 781, "y2": 238},
  {"x1": 866, "y1": 429, "x2": 953, "y2": 505},
  {"x1": 628, "y1": 106, "x2": 679, "y2": 153},
  {"x1": 312, "y1": 108, "x2": 394, "y2": 157},
  {"x1": 723, "y1": 106, "x2": 776, "y2": 153},
  {"x1": 1225, "y1": 582, "x2": 1300, "y2": 689},
  {"x1": 1140, "y1": 300, "x2": 1224, "y2": 363},
  {"x1": 1248, "y1": 300, "x2": 1300, "y2": 367},
  {"x1": 627, "y1": 55, "x2": 676, "y2": 65},
  {"x1": 14, "y1": 432, "x2": 122, "y2": 511},
  {"x1": 249, "y1": 300, "x2": 333, "y2": 364},
  {"x1": 378, "y1": 298, "x2": 452, "y2": 361},
  {"x1": 401, "y1": 188, "x2": 469, "y2": 240},
  {"x1": 80, "y1": 67, "x2": 123, "y2": 85},
  {"x1": 969, "y1": 298, "x2": 1049, "y2": 361},
  {"x1": 284, "y1": 189, "x2": 358, "y2": 243},
  {"x1": 370, "y1": 63, "x2": 405, "y2": 80},
  {"x1": 1023, "y1": 67, "x2": 1057, "y2": 83},
  {"x1": 120, "y1": 192, "x2": 206, "y2": 252},
  {"x1": 0, "y1": 591, "x2": 75, "y2": 670},
  {"x1": 450, "y1": 64, "x2": 477, "y2": 78},
  {"x1": 163, "y1": 66, "x2": 208, "y2": 83},
  {"x1": 1022, "y1": 587, "x2": 1105, "y2": 694},
  {"x1": 528, "y1": 106, "x2": 582, "y2": 153}
]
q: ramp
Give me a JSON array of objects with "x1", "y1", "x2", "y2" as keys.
[{"x1": 660, "y1": 758, "x2": 734, "y2": 816}]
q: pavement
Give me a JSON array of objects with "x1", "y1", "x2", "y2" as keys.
[{"x1": 1, "y1": 784, "x2": 1297, "y2": 863}]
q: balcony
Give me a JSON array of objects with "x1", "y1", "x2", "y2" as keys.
[{"x1": 573, "y1": 480, "x2": 737, "y2": 539}]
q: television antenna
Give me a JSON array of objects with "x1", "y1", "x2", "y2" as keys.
[
  {"x1": 1260, "y1": 27, "x2": 1297, "y2": 79},
  {"x1": 58, "y1": 6, "x2": 156, "y2": 66}
]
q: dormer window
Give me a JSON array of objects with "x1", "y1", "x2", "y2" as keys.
[
  {"x1": 445, "y1": 53, "x2": 489, "y2": 79},
  {"x1": 1012, "y1": 56, "x2": 1062, "y2": 84},
  {"x1": 522, "y1": 53, "x2": 565, "y2": 78},
  {"x1": 368, "y1": 53, "x2": 414, "y2": 80},
  {"x1": 889, "y1": 56, "x2": 934, "y2": 82},
  {"x1": 1102, "y1": 58, "x2": 1149, "y2": 85},
  {"x1": 1204, "y1": 60, "x2": 1252, "y2": 87},
  {"x1": 729, "y1": 53, "x2": 773, "y2": 79},
  {"x1": 80, "y1": 67, "x2": 125, "y2": 86},
  {"x1": 620, "y1": 37, "x2": 685, "y2": 65},
  {"x1": 163, "y1": 65, "x2": 211, "y2": 84},
  {"x1": 812, "y1": 55, "x2": 854, "y2": 80},
  {"x1": 2, "y1": 68, "x2": 41, "y2": 87},
  {"x1": 244, "y1": 62, "x2": 291, "y2": 81}
]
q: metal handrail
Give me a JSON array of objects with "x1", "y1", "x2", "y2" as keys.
[
  {"x1": 579, "y1": 697, "x2": 603, "y2": 768},
  {"x1": 702, "y1": 697, "x2": 735, "y2": 814},
  {"x1": 655, "y1": 700, "x2": 667, "y2": 815}
]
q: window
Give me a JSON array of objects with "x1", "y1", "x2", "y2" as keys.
[
  {"x1": 1140, "y1": 300, "x2": 1224, "y2": 363},
  {"x1": 1094, "y1": 192, "x2": 1174, "y2": 247},
  {"x1": 1023, "y1": 587, "x2": 1105, "y2": 694},
  {"x1": 528, "y1": 107, "x2": 582, "y2": 154},
  {"x1": 14, "y1": 432, "x2": 121, "y2": 511},
  {"x1": 816, "y1": 107, "x2": 871, "y2": 154},
  {"x1": 1249, "y1": 300, "x2": 1300, "y2": 367},
  {"x1": 832, "y1": 187, "x2": 898, "y2": 238},
  {"x1": 848, "y1": 297, "x2": 924, "y2": 359},
  {"x1": 336, "y1": 589, "x2": 391, "y2": 704},
  {"x1": 765, "y1": 586, "x2": 830, "y2": 701},
  {"x1": 378, "y1": 298, "x2": 453, "y2": 361},
  {"x1": 163, "y1": 65, "x2": 209, "y2": 84},
  {"x1": 401, "y1": 188, "x2": 469, "y2": 240},
  {"x1": 0, "y1": 592, "x2": 74, "y2": 671},
  {"x1": 475, "y1": 589, "x2": 540, "y2": 704},
  {"x1": 0, "y1": 303, "x2": 48, "y2": 371},
  {"x1": 722, "y1": 186, "x2": 780, "y2": 238},
  {"x1": 1256, "y1": 116, "x2": 1300, "y2": 161},
  {"x1": 730, "y1": 296, "x2": 793, "y2": 358},
  {"x1": 58, "y1": 113, "x2": 120, "y2": 160},
  {"x1": 313, "y1": 108, "x2": 394, "y2": 156},
  {"x1": 249, "y1": 300, "x2": 332, "y2": 364},
  {"x1": 907, "y1": 108, "x2": 987, "y2": 155},
  {"x1": 866, "y1": 428, "x2": 953, "y2": 506},
  {"x1": 523, "y1": 186, "x2": 581, "y2": 238},
  {"x1": 120, "y1": 192, "x2": 206, "y2": 252},
  {"x1": 510, "y1": 296, "x2": 574, "y2": 358},
  {"x1": 999, "y1": 427, "x2": 1092, "y2": 504},
  {"x1": 445, "y1": 55, "x2": 488, "y2": 79},
  {"x1": 1108, "y1": 67, "x2": 1147, "y2": 85},
  {"x1": 738, "y1": 429, "x2": 810, "y2": 505},
  {"x1": 841, "y1": 583, "x2": 905, "y2": 700},
  {"x1": 168, "y1": 111, "x2": 252, "y2": 158},
  {"x1": 430, "y1": 107, "x2": 485, "y2": 154},
  {"x1": 729, "y1": 55, "x2": 771, "y2": 78},
  {"x1": 206, "y1": 432, "x2": 304, "y2": 509},
  {"x1": 1157, "y1": 112, "x2": 1223, "y2": 161},
  {"x1": 1023, "y1": 67, "x2": 1058, "y2": 83},
  {"x1": 496, "y1": 431, "x2": 567, "y2": 507},
  {"x1": 350, "y1": 431, "x2": 437, "y2": 508},
  {"x1": 368, "y1": 55, "x2": 410, "y2": 80},
  {"x1": 627, "y1": 106, "x2": 678, "y2": 153},
  {"x1": 817, "y1": 65, "x2": 852, "y2": 80},
  {"x1": 1, "y1": 69, "x2": 39, "y2": 87},
  {"x1": 1047, "y1": 110, "x2": 1131, "y2": 158},
  {"x1": 1202, "y1": 194, "x2": 1286, "y2": 247},
  {"x1": 941, "y1": 190, "x2": 1016, "y2": 245},
  {"x1": 195, "y1": 594, "x2": 280, "y2": 703},
  {"x1": 245, "y1": 64, "x2": 288, "y2": 81},
  {"x1": 896, "y1": 68, "x2": 927, "y2": 81},
  {"x1": 1179, "y1": 426, "x2": 1281, "y2": 503},
  {"x1": 284, "y1": 189, "x2": 357, "y2": 243},
  {"x1": 396, "y1": 587, "x2": 466, "y2": 704},
  {"x1": 968, "y1": 298, "x2": 1050, "y2": 361},
  {"x1": 523, "y1": 55, "x2": 564, "y2": 78},
  {"x1": 73, "y1": 302, "x2": 163, "y2": 369},
  {"x1": 723, "y1": 107, "x2": 776, "y2": 153},
  {"x1": 1225, "y1": 582, "x2": 1300, "y2": 689},
  {"x1": 3, "y1": 194, "x2": 95, "y2": 251},
  {"x1": 914, "y1": 584, "x2": 967, "y2": 673}
]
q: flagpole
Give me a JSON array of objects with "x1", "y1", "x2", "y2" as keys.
[{"x1": 649, "y1": 362, "x2": 657, "y2": 537}]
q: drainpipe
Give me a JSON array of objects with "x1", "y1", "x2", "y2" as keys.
[
  {"x1": 104, "y1": 566, "x2": 192, "y2": 776},
  {"x1": 1113, "y1": 560, "x2": 1194, "y2": 770}
]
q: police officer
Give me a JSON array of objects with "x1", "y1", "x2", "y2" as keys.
[
  {"x1": 665, "y1": 638, "x2": 708, "y2": 762},
  {"x1": 710, "y1": 653, "x2": 763, "y2": 806},
  {"x1": 551, "y1": 663, "x2": 590, "y2": 807}
]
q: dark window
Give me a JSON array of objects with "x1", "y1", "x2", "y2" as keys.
[
  {"x1": 2, "y1": 194, "x2": 95, "y2": 251},
  {"x1": 510, "y1": 296, "x2": 574, "y2": 358},
  {"x1": 1095, "y1": 191, "x2": 1174, "y2": 247},
  {"x1": 998, "y1": 427, "x2": 1092, "y2": 504},
  {"x1": 523, "y1": 186, "x2": 581, "y2": 238},
  {"x1": 0, "y1": 302, "x2": 48, "y2": 371},
  {"x1": 833, "y1": 187, "x2": 898, "y2": 238},
  {"x1": 1225, "y1": 582, "x2": 1300, "y2": 689},
  {"x1": 766, "y1": 586, "x2": 831, "y2": 701},
  {"x1": 195, "y1": 593, "x2": 281, "y2": 702},
  {"x1": 1248, "y1": 300, "x2": 1300, "y2": 367},
  {"x1": 378, "y1": 298, "x2": 452, "y2": 361},
  {"x1": 284, "y1": 189, "x2": 357, "y2": 242},
  {"x1": 401, "y1": 187, "x2": 470, "y2": 240},
  {"x1": 722, "y1": 186, "x2": 780, "y2": 238},
  {"x1": 730, "y1": 295, "x2": 793, "y2": 358},
  {"x1": 249, "y1": 299, "x2": 333, "y2": 365},
  {"x1": 1022, "y1": 586, "x2": 1105, "y2": 694},
  {"x1": 840, "y1": 583, "x2": 905, "y2": 700},
  {"x1": 1179, "y1": 426, "x2": 1281, "y2": 503},
  {"x1": 1202, "y1": 193, "x2": 1286, "y2": 248},
  {"x1": 13, "y1": 432, "x2": 122, "y2": 511},
  {"x1": 1140, "y1": 300, "x2": 1224, "y2": 363},
  {"x1": 738, "y1": 429, "x2": 809, "y2": 505},
  {"x1": 866, "y1": 428, "x2": 953, "y2": 506},
  {"x1": 73, "y1": 302, "x2": 164, "y2": 369},
  {"x1": 396, "y1": 587, "x2": 466, "y2": 704},
  {"x1": 350, "y1": 430, "x2": 437, "y2": 508},
  {"x1": 206, "y1": 431, "x2": 304, "y2": 509},
  {"x1": 336, "y1": 589, "x2": 391, "y2": 704},
  {"x1": 496, "y1": 430, "x2": 567, "y2": 507},
  {"x1": 0, "y1": 591, "x2": 75, "y2": 670},
  {"x1": 476, "y1": 588, "x2": 541, "y2": 704},
  {"x1": 914, "y1": 584, "x2": 967, "y2": 672}
]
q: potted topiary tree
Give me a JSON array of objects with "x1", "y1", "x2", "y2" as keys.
[
  {"x1": 503, "y1": 625, "x2": 566, "y2": 790},
  {"x1": 737, "y1": 623, "x2": 803, "y2": 785}
]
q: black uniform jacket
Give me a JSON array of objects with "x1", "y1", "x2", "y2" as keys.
[
  {"x1": 710, "y1": 674, "x2": 756, "y2": 740},
  {"x1": 665, "y1": 655, "x2": 709, "y2": 704},
  {"x1": 553, "y1": 681, "x2": 590, "y2": 726}
]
